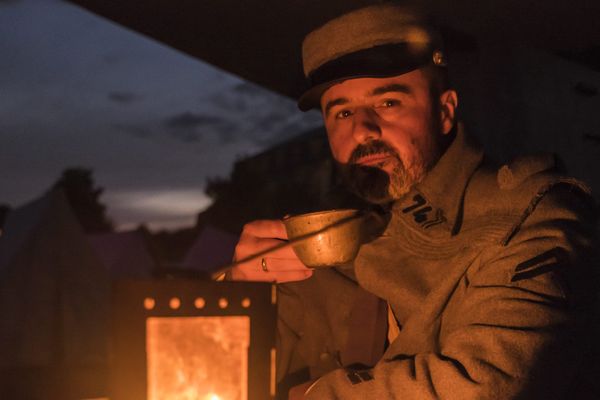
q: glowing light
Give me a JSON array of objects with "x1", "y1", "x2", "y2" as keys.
[
  {"x1": 146, "y1": 316, "x2": 250, "y2": 400},
  {"x1": 144, "y1": 297, "x2": 155, "y2": 310},
  {"x1": 169, "y1": 297, "x2": 181, "y2": 309},
  {"x1": 194, "y1": 297, "x2": 206, "y2": 309},
  {"x1": 218, "y1": 298, "x2": 228, "y2": 309}
]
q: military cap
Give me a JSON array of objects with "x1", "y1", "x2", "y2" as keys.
[{"x1": 298, "y1": 3, "x2": 447, "y2": 111}]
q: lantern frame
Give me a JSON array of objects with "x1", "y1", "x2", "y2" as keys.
[{"x1": 110, "y1": 279, "x2": 277, "y2": 400}]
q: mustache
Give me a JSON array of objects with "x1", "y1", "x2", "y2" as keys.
[{"x1": 349, "y1": 140, "x2": 397, "y2": 164}]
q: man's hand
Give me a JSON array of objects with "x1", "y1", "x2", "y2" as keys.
[
  {"x1": 288, "y1": 381, "x2": 315, "y2": 399},
  {"x1": 230, "y1": 219, "x2": 313, "y2": 283}
]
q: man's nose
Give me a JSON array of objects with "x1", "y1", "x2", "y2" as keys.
[{"x1": 352, "y1": 107, "x2": 381, "y2": 143}]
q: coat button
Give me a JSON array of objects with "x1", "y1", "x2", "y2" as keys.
[{"x1": 319, "y1": 352, "x2": 331, "y2": 362}]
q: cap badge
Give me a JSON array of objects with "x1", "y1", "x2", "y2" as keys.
[{"x1": 432, "y1": 50, "x2": 447, "y2": 67}]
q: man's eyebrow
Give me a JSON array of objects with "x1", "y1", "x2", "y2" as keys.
[
  {"x1": 323, "y1": 84, "x2": 411, "y2": 116},
  {"x1": 370, "y1": 84, "x2": 412, "y2": 96},
  {"x1": 324, "y1": 97, "x2": 349, "y2": 117}
]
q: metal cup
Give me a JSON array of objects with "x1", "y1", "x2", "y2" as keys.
[{"x1": 283, "y1": 209, "x2": 365, "y2": 268}]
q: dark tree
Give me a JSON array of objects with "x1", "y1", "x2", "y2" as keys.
[
  {"x1": 0, "y1": 204, "x2": 10, "y2": 230},
  {"x1": 53, "y1": 167, "x2": 113, "y2": 233},
  {"x1": 196, "y1": 128, "x2": 368, "y2": 235}
]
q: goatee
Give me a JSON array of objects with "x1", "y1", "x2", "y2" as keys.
[{"x1": 338, "y1": 140, "x2": 416, "y2": 205}]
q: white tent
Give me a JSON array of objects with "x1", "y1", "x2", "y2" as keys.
[
  {"x1": 88, "y1": 230, "x2": 155, "y2": 278},
  {"x1": 0, "y1": 188, "x2": 110, "y2": 398}
]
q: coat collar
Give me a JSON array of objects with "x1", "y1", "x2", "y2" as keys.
[{"x1": 390, "y1": 123, "x2": 484, "y2": 236}]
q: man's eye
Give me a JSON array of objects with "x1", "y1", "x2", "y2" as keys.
[
  {"x1": 335, "y1": 110, "x2": 353, "y2": 119},
  {"x1": 382, "y1": 99, "x2": 399, "y2": 107}
]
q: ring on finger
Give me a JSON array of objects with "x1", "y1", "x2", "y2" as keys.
[{"x1": 261, "y1": 258, "x2": 268, "y2": 272}]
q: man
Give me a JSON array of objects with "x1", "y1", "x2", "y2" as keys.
[{"x1": 231, "y1": 4, "x2": 598, "y2": 399}]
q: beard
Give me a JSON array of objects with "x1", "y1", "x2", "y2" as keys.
[{"x1": 338, "y1": 140, "x2": 428, "y2": 205}]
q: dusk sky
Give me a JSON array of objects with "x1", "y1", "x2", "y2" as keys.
[{"x1": 0, "y1": 0, "x2": 322, "y2": 230}]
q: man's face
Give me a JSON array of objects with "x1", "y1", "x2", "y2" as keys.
[{"x1": 320, "y1": 69, "x2": 456, "y2": 204}]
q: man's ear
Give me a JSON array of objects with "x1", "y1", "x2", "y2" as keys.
[{"x1": 439, "y1": 89, "x2": 458, "y2": 135}]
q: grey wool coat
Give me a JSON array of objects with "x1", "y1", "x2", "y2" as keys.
[{"x1": 276, "y1": 126, "x2": 599, "y2": 399}]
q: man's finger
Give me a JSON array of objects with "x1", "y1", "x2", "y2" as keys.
[
  {"x1": 265, "y1": 270, "x2": 313, "y2": 283},
  {"x1": 255, "y1": 243, "x2": 302, "y2": 262},
  {"x1": 235, "y1": 236, "x2": 301, "y2": 263},
  {"x1": 261, "y1": 257, "x2": 311, "y2": 272},
  {"x1": 230, "y1": 264, "x2": 312, "y2": 283},
  {"x1": 242, "y1": 219, "x2": 288, "y2": 240}
]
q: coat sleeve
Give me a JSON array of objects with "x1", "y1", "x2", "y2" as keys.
[{"x1": 304, "y1": 184, "x2": 598, "y2": 399}]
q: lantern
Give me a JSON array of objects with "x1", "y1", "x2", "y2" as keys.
[{"x1": 110, "y1": 280, "x2": 277, "y2": 400}]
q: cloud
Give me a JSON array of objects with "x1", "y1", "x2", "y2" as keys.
[
  {"x1": 164, "y1": 111, "x2": 224, "y2": 129},
  {"x1": 104, "y1": 188, "x2": 212, "y2": 231},
  {"x1": 206, "y1": 84, "x2": 322, "y2": 147},
  {"x1": 111, "y1": 123, "x2": 153, "y2": 138},
  {"x1": 0, "y1": 0, "x2": 323, "y2": 230},
  {"x1": 168, "y1": 130, "x2": 203, "y2": 143},
  {"x1": 162, "y1": 111, "x2": 238, "y2": 144},
  {"x1": 252, "y1": 111, "x2": 291, "y2": 132},
  {"x1": 107, "y1": 188, "x2": 210, "y2": 215},
  {"x1": 209, "y1": 81, "x2": 281, "y2": 114},
  {"x1": 232, "y1": 81, "x2": 263, "y2": 95},
  {"x1": 108, "y1": 91, "x2": 139, "y2": 104},
  {"x1": 102, "y1": 52, "x2": 121, "y2": 65}
]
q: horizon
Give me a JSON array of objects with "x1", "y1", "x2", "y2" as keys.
[{"x1": 0, "y1": 0, "x2": 322, "y2": 231}]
